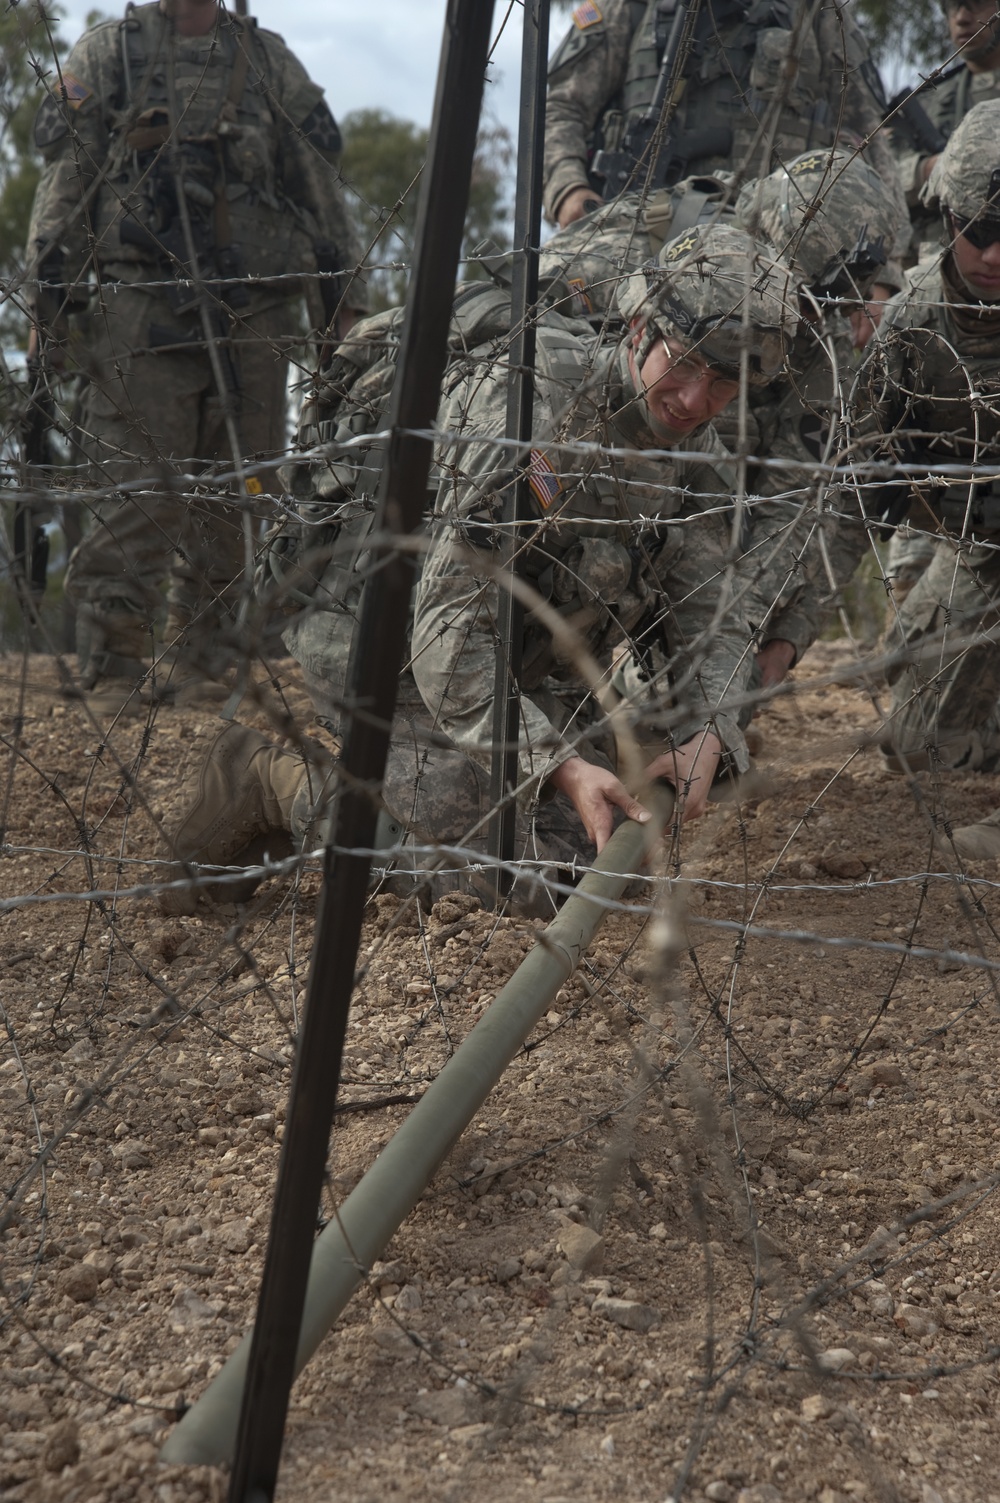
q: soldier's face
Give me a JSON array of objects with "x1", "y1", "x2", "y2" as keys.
[
  {"x1": 951, "y1": 216, "x2": 1000, "y2": 300},
  {"x1": 947, "y1": 0, "x2": 1000, "y2": 65},
  {"x1": 630, "y1": 326, "x2": 741, "y2": 441}
]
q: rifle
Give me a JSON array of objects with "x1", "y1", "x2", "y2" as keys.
[
  {"x1": 591, "y1": 0, "x2": 734, "y2": 199},
  {"x1": 886, "y1": 84, "x2": 947, "y2": 161},
  {"x1": 12, "y1": 356, "x2": 54, "y2": 604}
]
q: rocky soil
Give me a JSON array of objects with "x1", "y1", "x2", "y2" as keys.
[{"x1": 2, "y1": 643, "x2": 1000, "y2": 1503}]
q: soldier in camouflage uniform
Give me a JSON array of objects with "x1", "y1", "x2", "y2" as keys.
[
  {"x1": 890, "y1": 0, "x2": 1000, "y2": 263},
  {"x1": 538, "y1": 149, "x2": 899, "y2": 687},
  {"x1": 542, "y1": 0, "x2": 908, "y2": 329},
  {"x1": 26, "y1": 0, "x2": 365, "y2": 710},
  {"x1": 159, "y1": 223, "x2": 797, "y2": 912},
  {"x1": 856, "y1": 102, "x2": 1000, "y2": 857}
]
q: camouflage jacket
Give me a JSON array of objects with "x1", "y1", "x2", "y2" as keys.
[
  {"x1": 891, "y1": 64, "x2": 1000, "y2": 257},
  {"x1": 27, "y1": 2, "x2": 365, "y2": 310},
  {"x1": 412, "y1": 323, "x2": 754, "y2": 789},
  {"x1": 543, "y1": 0, "x2": 908, "y2": 277},
  {"x1": 857, "y1": 252, "x2": 1000, "y2": 535}
]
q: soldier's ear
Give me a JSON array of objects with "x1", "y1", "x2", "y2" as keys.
[{"x1": 629, "y1": 316, "x2": 646, "y2": 350}]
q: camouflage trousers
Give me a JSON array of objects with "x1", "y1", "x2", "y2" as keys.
[
  {"x1": 65, "y1": 284, "x2": 290, "y2": 670},
  {"x1": 295, "y1": 661, "x2": 608, "y2": 915},
  {"x1": 882, "y1": 532, "x2": 1000, "y2": 772}
]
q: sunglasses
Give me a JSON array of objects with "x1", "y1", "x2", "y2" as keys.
[{"x1": 951, "y1": 212, "x2": 1000, "y2": 249}]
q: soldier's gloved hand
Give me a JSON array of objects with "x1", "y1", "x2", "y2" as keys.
[
  {"x1": 546, "y1": 755, "x2": 652, "y2": 853},
  {"x1": 556, "y1": 186, "x2": 603, "y2": 229},
  {"x1": 644, "y1": 730, "x2": 723, "y2": 825}
]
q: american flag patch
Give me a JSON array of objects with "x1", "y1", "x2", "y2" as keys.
[
  {"x1": 527, "y1": 449, "x2": 563, "y2": 511},
  {"x1": 58, "y1": 71, "x2": 93, "y2": 108},
  {"x1": 567, "y1": 277, "x2": 593, "y2": 315},
  {"x1": 573, "y1": 2, "x2": 602, "y2": 28}
]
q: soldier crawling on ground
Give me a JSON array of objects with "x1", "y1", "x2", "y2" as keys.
[
  {"x1": 158, "y1": 224, "x2": 798, "y2": 916},
  {"x1": 537, "y1": 147, "x2": 901, "y2": 696},
  {"x1": 856, "y1": 101, "x2": 1000, "y2": 860},
  {"x1": 25, "y1": 0, "x2": 366, "y2": 714},
  {"x1": 542, "y1": 0, "x2": 908, "y2": 344}
]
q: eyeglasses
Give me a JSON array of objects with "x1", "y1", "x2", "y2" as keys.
[
  {"x1": 951, "y1": 211, "x2": 1000, "y2": 249},
  {"x1": 657, "y1": 334, "x2": 742, "y2": 402},
  {"x1": 944, "y1": 0, "x2": 998, "y2": 15}
]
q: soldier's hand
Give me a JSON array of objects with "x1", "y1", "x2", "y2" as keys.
[
  {"x1": 546, "y1": 755, "x2": 651, "y2": 853},
  {"x1": 556, "y1": 186, "x2": 603, "y2": 229},
  {"x1": 849, "y1": 283, "x2": 892, "y2": 351},
  {"x1": 28, "y1": 323, "x2": 67, "y2": 373},
  {"x1": 644, "y1": 730, "x2": 723, "y2": 824},
  {"x1": 755, "y1": 637, "x2": 796, "y2": 691}
]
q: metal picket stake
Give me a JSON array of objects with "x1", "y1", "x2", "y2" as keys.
[
  {"x1": 220, "y1": 4, "x2": 497, "y2": 1498},
  {"x1": 488, "y1": 0, "x2": 550, "y2": 903}
]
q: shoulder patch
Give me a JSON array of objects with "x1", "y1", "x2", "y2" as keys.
[
  {"x1": 58, "y1": 71, "x2": 94, "y2": 109},
  {"x1": 527, "y1": 449, "x2": 564, "y2": 511},
  {"x1": 573, "y1": 1, "x2": 603, "y2": 26}
]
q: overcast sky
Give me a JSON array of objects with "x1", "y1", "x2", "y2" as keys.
[{"x1": 54, "y1": 1, "x2": 533, "y2": 142}]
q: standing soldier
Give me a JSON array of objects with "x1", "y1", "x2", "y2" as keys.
[
  {"x1": 857, "y1": 102, "x2": 1000, "y2": 856},
  {"x1": 26, "y1": 0, "x2": 366, "y2": 712},
  {"x1": 890, "y1": 0, "x2": 1000, "y2": 264},
  {"x1": 541, "y1": 0, "x2": 908, "y2": 337}
]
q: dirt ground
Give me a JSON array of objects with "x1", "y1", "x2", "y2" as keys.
[{"x1": 3, "y1": 641, "x2": 1000, "y2": 1503}]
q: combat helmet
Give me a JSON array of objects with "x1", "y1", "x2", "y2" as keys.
[
  {"x1": 615, "y1": 221, "x2": 796, "y2": 385},
  {"x1": 736, "y1": 149, "x2": 891, "y2": 301},
  {"x1": 925, "y1": 99, "x2": 1000, "y2": 228}
]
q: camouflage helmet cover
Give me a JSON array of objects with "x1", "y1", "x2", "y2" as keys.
[
  {"x1": 615, "y1": 222, "x2": 796, "y2": 384},
  {"x1": 925, "y1": 100, "x2": 1000, "y2": 220},
  {"x1": 736, "y1": 148, "x2": 892, "y2": 295}
]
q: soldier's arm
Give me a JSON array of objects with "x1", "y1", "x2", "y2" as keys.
[
  {"x1": 27, "y1": 28, "x2": 116, "y2": 311},
  {"x1": 543, "y1": 0, "x2": 634, "y2": 224},
  {"x1": 642, "y1": 449, "x2": 756, "y2": 777}
]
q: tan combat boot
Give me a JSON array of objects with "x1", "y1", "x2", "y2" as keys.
[
  {"x1": 159, "y1": 722, "x2": 307, "y2": 914},
  {"x1": 157, "y1": 604, "x2": 232, "y2": 709},
  {"x1": 938, "y1": 808, "x2": 1000, "y2": 863},
  {"x1": 76, "y1": 602, "x2": 156, "y2": 717}
]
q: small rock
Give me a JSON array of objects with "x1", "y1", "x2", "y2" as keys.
[
  {"x1": 895, "y1": 1303, "x2": 938, "y2": 1339},
  {"x1": 494, "y1": 1258, "x2": 521, "y2": 1284},
  {"x1": 736, "y1": 1487, "x2": 783, "y2": 1503},
  {"x1": 394, "y1": 1284, "x2": 422, "y2": 1312},
  {"x1": 558, "y1": 1222, "x2": 604, "y2": 1273},
  {"x1": 591, "y1": 1294, "x2": 659, "y2": 1333},
  {"x1": 548, "y1": 1182, "x2": 587, "y2": 1209},
  {"x1": 871, "y1": 1063, "x2": 904, "y2": 1088},
  {"x1": 705, "y1": 1482, "x2": 736, "y2": 1503},
  {"x1": 801, "y1": 1394, "x2": 834, "y2": 1422},
  {"x1": 61, "y1": 1264, "x2": 99, "y2": 1303},
  {"x1": 43, "y1": 1419, "x2": 80, "y2": 1472},
  {"x1": 83, "y1": 1248, "x2": 116, "y2": 1280},
  {"x1": 169, "y1": 1287, "x2": 222, "y2": 1328},
  {"x1": 115, "y1": 1138, "x2": 151, "y2": 1170},
  {"x1": 219, "y1": 1218, "x2": 251, "y2": 1254},
  {"x1": 599, "y1": 1434, "x2": 615, "y2": 1458},
  {"x1": 592, "y1": 1020, "x2": 612, "y2": 1042},
  {"x1": 818, "y1": 852, "x2": 867, "y2": 880},
  {"x1": 224, "y1": 1088, "x2": 264, "y2": 1116},
  {"x1": 863, "y1": 1280, "x2": 894, "y2": 1318},
  {"x1": 371, "y1": 1259, "x2": 409, "y2": 1289},
  {"x1": 410, "y1": 1387, "x2": 481, "y2": 1428},
  {"x1": 816, "y1": 1347, "x2": 855, "y2": 1373}
]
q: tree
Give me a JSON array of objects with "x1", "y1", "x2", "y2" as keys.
[
  {"x1": 854, "y1": 0, "x2": 949, "y2": 74},
  {"x1": 0, "y1": 2, "x2": 69, "y2": 344},
  {"x1": 340, "y1": 108, "x2": 513, "y2": 311}
]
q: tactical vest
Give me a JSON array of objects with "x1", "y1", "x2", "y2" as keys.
[
  {"x1": 600, "y1": 0, "x2": 838, "y2": 182},
  {"x1": 890, "y1": 261, "x2": 1000, "y2": 533},
  {"x1": 91, "y1": 3, "x2": 307, "y2": 283}
]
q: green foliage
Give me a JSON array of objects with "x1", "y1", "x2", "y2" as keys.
[
  {"x1": 341, "y1": 108, "x2": 512, "y2": 311},
  {"x1": 854, "y1": 0, "x2": 949, "y2": 72},
  {"x1": 0, "y1": 2, "x2": 69, "y2": 343}
]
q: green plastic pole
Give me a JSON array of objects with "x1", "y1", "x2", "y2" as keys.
[{"x1": 160, "y1": 798, "x2": 668, "y2": 1467}]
